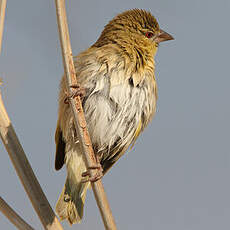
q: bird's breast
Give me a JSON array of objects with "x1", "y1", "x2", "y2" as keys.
[{"x1": 81, "y1": 68, "x2": 157, "y2": 159}]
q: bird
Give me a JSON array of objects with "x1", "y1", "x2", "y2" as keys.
[{"x1": 55, "y1": 9, "x2": 173, "y2": 224}]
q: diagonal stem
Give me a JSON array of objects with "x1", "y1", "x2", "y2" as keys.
[
  {"x1": 54, "y1": 0, "x2": 117, "y2": 229},
  {"x1": 0, "y1": 196, "x2": 35, "y2": 230},
  {"x1": 0, "y1": 92, "x2": 64, "y2": 230},
  {"x1": 0, "y1": 0, "x2": 7, "y2": 53},
  {"x1": 0, "y1": 1, "x2": 63, "y2": 229}
]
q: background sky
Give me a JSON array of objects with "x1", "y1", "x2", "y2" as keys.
[{"x1": 0, "y1": 0, "x2": 230, "y2": 229}]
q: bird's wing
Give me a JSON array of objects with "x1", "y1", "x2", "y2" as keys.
[
  {"x1": 55, "y1": 122, "x2": 66, "y2": 170},
  {"x1": 101, "y1": 119, "x2": 143, "y2": 174}
]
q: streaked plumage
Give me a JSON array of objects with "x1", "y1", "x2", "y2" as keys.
[{"x1": 55, "y1": 9, "x2": 173, "y2": 224}]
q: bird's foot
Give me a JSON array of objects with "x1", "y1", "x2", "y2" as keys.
[
  {"x1": 81, "y1": 164, "x2": 103, "y2": 183},
  {"x1": 64, "y1": 84, "x2": 86, "y2": 104}
]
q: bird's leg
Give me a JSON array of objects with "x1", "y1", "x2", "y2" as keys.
[
  {"x1": 64, "y1": 84, "x2": 86, "y2": 104},
  {"x1": 81, "y1": 155, "x2": 103, "y2": 183}
]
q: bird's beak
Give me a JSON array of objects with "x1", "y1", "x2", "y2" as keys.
[{"x1": 154, "y1": 29, "x2": 174, "y2": 43}]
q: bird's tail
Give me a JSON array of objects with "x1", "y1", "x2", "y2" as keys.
[{"x1": 55, "y1": 176, "x2": 90, "y2": 224}]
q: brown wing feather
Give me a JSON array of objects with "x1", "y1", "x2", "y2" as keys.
[
  {"x1": 55, "y1": 124, "x2": 66, "y2": 170},
  {"x1": 101, "y1": 144, "x2": 126, "y2": 175}
]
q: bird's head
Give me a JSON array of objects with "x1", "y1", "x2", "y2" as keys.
[{"x1": 93, "y1": 9, "x2": 173, "y2": 68}]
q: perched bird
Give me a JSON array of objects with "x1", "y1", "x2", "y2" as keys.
[{"x1": 55, "y1": 9, "x2": 173, "y2": 224}]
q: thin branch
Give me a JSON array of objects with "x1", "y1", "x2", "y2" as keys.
[
  {"x1": 54, "y1": 1, "x2": 117, "y2": 229},
  {"x1": 0, "y1": 196, "x2": 35, "y2": 230},
  {"x1": 0, "y1": 92, "x2": 64, "y2": 230},
  {"x1": 0, "y1": 0, "x2": 7, "y2": 53}
]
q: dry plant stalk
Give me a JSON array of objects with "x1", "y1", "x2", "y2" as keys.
[
  {"x1": 54, "y1": 0, "x2": 117, "y2": 229},
  {"x1": 0, "y1": 1, "x2": 63, "y2": 230},
  {"x1": 0, "y1": 196, "x2": 35, "y2": 230},
  {"x1": 0, "y1": 0, "x2": 7, "y2": 52},
  {"x1": 0, "y1": 92, "x2": 64, "y2": 230}
]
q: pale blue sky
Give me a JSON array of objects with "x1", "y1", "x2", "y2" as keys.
[{"x1": 1, "y1": 0, "x2": 230, "y2": 229}]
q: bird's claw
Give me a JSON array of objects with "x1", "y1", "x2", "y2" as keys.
[
  {"x1": 81, "y1": 164, "x2": 103, "y2": 183},
  {"x1": 64, "y1": 84, "x2": 86, "y2": 104}
]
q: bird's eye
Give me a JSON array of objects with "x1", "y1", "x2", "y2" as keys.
[{"x1": 145, "y1": 32, "x2": 154, "y2": 38}]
